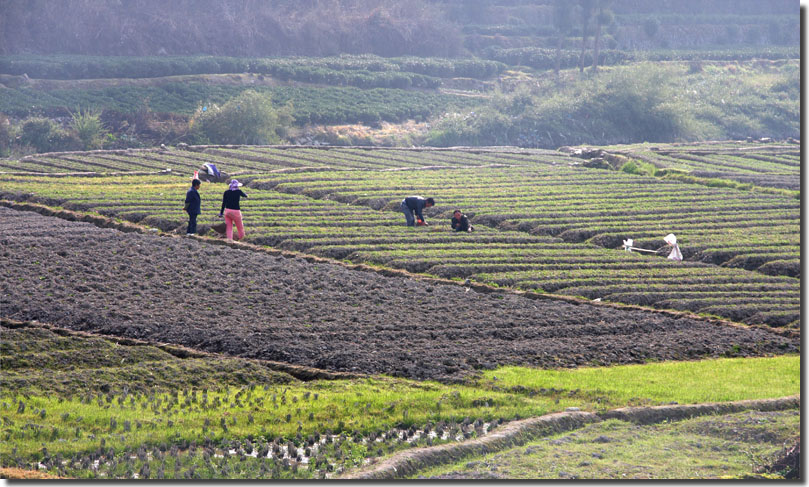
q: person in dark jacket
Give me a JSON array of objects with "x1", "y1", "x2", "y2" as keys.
[
  {"x1": 451, "y1": 209, "x2": 473, "y2": 232},
  {"x1": 400, "y1": 196, "x2": 434, "y2": 226},
  {"x1": 219, "y1": 179, "x2": 248, "y2": 240},
  {"x1": 184, "y1": 179, "x2": 201, "y2": 236}
]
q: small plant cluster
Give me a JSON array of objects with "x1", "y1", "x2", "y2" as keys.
[{"x1": 3, "y1": 109, "x2": 107, "y2": 156}]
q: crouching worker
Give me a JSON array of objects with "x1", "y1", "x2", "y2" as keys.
[
  {"x1": 400, "y1": 196, "x2": 434, "y2": 226},
  {"x1": 451, "y1": 209, "x2": 473, "y2": 233},
  {"x1": 184, "y1": 178, "x2": 201, "y2": 236}
]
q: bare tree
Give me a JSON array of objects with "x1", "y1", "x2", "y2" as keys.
[
  {"x1": 552, "y1": 0, "x2": 574, "y2": 79},
  {"x1": 577, "y1": 0, "x2": 595, "y2": 73},
  {"x1": 591, "y1": 0, "x2": 614, "y2": 73}
]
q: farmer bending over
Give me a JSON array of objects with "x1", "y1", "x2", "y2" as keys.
[
  {"x1": 184, "y1": 178, "x2": 201, "y2": 236},
  {"x1": 400, "y1": 196, "x2": 434, "y2": 226},
  {"x1": 219, "y1": 179, "x2": 248, "y2": 241},
  {"x1": 451, "y1": 209, "x2": 473, "y2": 233}
]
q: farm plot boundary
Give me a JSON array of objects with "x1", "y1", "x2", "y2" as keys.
[
  {"x1": 343, "y1": 395, "x2": 800, "y2": 480},
  {"x1": 1, "y1": 318, "x2": 362, "y2": 383},
  {"x1": 0, "y1": 198, "x2": 797, "y2": 343}
]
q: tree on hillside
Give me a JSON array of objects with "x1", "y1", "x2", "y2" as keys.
[
  {"x1": 577, "y1": 0, "x2": 595, "y2": 73},
  {"x1": 552, "y1": 0, "x2": 575, "y2": 79},
  {"x1": 643, "y1": 17, "x2": 660, "y2": 40},
  {"x1": 590, "y1": 0, "x2": 614, "y2": 72}
]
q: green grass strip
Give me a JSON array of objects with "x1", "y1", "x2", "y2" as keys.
[{"x1": 479, "y1": 355, "x2": 799, "y2": 406}]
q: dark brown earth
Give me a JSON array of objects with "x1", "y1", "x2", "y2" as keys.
[{"x1": 0, "y1": 206, "x2": 799, "y2": 381}]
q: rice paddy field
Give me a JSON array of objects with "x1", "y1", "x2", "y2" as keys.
[{"x1": 0, "y1": 141, "x2": 800, "y2": 479}]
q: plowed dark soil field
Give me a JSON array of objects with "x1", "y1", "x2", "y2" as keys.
[{"x1": 0, "y1": 206, "x2": 798, "y2": 381}]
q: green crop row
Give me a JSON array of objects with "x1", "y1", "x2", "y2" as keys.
[
  {"x1": 0, "y1": 54, "x2": 506, "y2": 82},
  {"x1": 480, "y1": 46, "x2": 798, "y2": 72},
  {"x1": 0, "y1": 84, "x2": 477, "y2": 125},
  {"x1": 483, "y1": 47, "x2": 632, "y2": 71}
]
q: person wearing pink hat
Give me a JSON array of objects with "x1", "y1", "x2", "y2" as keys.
[{"x1": 219, "y1": 179, "x2": 248, "y2": 240}]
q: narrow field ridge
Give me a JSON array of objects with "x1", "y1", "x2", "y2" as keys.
[{"x1": 1, "y1": 318, "x2": 363, "y2": 382}]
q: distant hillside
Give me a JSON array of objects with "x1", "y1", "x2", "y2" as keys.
[{"x1": 0, "y1": 0, "x2": 797, "y2": 58}]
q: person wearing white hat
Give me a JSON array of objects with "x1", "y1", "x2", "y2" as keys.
[{"x1": 219, "y1": 179, "x2": 248, "y2": 241}]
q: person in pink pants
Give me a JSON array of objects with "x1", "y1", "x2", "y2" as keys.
[{"x1": 219, "y1": 179, "x2": 248, "y2": 241}]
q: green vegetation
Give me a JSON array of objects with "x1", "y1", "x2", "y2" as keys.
[
  {"x1": 68, "y1": 108, "x2": 108, "y2": 150},
  {"x1": 0, "y1": 323, "x2": 798, "y2": 479},
  {"x1": 482, "y1": 356, "x2": 799, "y2": 405},
  {"x1": 17, "y1": 118, "x2": 81, "y2": 153},
  {"x1": 425, "y1": 61, "x2": 799, "y2": 147},
  {"x1": 0, "y1": 56, "x2": 797, "y2": 155},
  {"x1": 416, "y1": 410, "x2": 800, "y2": 480},
  {"x1": 188, "y1": 90, "x2": 292, "y2": 145},
  {"x1": 619, "y1": 159, "x2": 658, "y2": 177},
  {"x1": 0, "y1": 55, "x2": 504, "y2": 87},
  {"x1": 0, "y1": 83, "x2": 477, "y2": 123},
  {"x1": 483, "y1": 46, "x2": 798, "y2": 71},
  {"x1": 0, "y1": 1, "x2": 799, "y2": 480},
  {"x1": 0, "y1": 114, "x2": 10, "y2": 157}
]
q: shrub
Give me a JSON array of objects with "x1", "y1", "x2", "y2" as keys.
[
  {"x1": 619, "y1": 159, "x2": 657, "y2": 176},
  {"x1": 19, "y1": 117, "x2": 82, "y2": 153},
  {"x1": 189, "y1": 90, "x2": 292, "y2": 145},
  {"x1": 69, "y1": 108, "x2": 107, "y2": 150},
  {"x1": 19, "y1": 118, "x2": 54, "y2": 151},
  {"x1": 0, "y1": 113, "x2": 12, "y2": 157}
]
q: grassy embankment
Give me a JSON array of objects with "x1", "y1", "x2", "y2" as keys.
[
  {"x1": 425, "y1": 60, "x2": 799, "y2": 148},
  {"x1": 1, "y1": 322, "x2": 798, "y2": 479},
  {"x1": 414, "y1": 409, "x2": 799, "y2": 479}
]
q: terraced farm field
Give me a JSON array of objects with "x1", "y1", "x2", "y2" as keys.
[
  {"x1": 0, "y1": 142, "x2": 800, "y2": 480},
  {"x1": 609, "y1": 141, "x2": 801, "y2": 191},
  {"x1": 0, "y1": 143, "x2": 799, "y2": 328}
]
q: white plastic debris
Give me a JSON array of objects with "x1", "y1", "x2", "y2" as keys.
[{"x1": 668, "y1": 244, "x2": 683, "y2": 261}]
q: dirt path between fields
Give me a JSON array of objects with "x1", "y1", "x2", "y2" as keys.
[{"x1": 341, "y1": 395, "x2": 800, "y2": 479}]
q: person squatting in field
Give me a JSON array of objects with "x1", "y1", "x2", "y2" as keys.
[
  {"x1": 400, "y1": 196, "x2": 434, "y2": 226},
  {"x1": 219, "y1": 179, "x2": 248, "y2": 240},
  {"x1": 184, "y1": 178, "x2": 201, "y2": 236},
  {"x1": 451, "y1": 209, "x2": 473, "y2": 232}
]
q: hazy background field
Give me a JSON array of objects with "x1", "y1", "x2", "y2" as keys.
[{"x1": 0, "y1": 0, "x2": 799, "y2": 156}]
